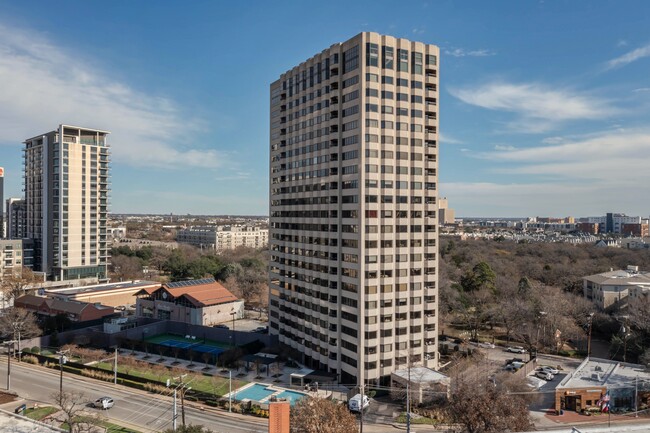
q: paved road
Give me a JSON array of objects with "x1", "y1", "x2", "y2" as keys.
[{"x1": 0, "y1": 359, "x2": 267, "y2": 433}]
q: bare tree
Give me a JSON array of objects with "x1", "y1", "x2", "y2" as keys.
[
  {"x1": 52, "y1": 390, "x2": 104, "y2": 433},
  {"x1": 290, "y1": 397, "x2": 357, "y2": 433},
  {"x1": 109, "y1": 254, "x2": 144, "y2": 281},
  {"x1": 1, "y1": 267, "x2": 39, "y2": 307},
  {"x1": 0, "y1": 307, "x2": 41, "y2": 358},
  {"x1": 446, "y1": 376, "x2": 534, "y2": 433}
]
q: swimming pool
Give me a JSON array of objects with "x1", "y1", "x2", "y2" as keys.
[
  {"x1": 234, "y1": 383, "x2": 276, "y2": 401},
  {"x1": 274, "y1": 390, "x2": 307, "y2": 405}
]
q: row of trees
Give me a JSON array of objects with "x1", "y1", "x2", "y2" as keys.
[{"x1": 110, "y1": 244, "x2": 269, "y2": 309}]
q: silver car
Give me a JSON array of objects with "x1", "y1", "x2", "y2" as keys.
[{"x1": 93, "y1": 397, "x2": 114, "y2": 410}]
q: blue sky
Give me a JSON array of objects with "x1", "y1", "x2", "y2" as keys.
[{"x1": 1, "y1": 0, "x2": 649, "y2": 217}]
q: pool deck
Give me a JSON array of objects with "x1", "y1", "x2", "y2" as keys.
[{"x1": 225, "y1": 382, "x2": 310, "y2": 404}]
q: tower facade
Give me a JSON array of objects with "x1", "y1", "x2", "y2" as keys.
[
  {"x1": 269, "y1": 33, "x2": 439, "y2": 385},
  {"x1": 23, "y1": 125, "x2": 110, "y2": 281}
]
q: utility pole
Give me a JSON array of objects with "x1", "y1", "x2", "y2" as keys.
[
  {"x1": 5, "y1": 340, "x2": 16, "y2": 391},
  {"x1": 586, "y1": 313, "x2": 594, "y2": 358},
  {"x1": 229, "y1": 370, "x2": 232, "y2": 413},
  {"x1": 359, "y1": 383, "x2": 364, "y2": 433},
  {"x1": 635, "y1": 376, "x2": 639, "y2": 418},
  {"x1": 172, "y1": 388, "x2": 177, "y2": 431},
  {"x1": 181, "y1": 385, "x2": 191, "y2": 428},
  {"x1": 56, "y1": 350, "x2": 69, "y2": 395},
  {"x1": 406, "y1": 361, "x2": 411, "y2": 433},
  {"x1": 114, "y1": 347, "x2": 118, "y2": 385}
]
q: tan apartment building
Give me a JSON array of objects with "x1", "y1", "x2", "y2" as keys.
[
  {"x1": 177, "y1": 225, "x2": 268, "y2": 251},
  {"x1": 583, "y1": 266, "x2": 650, "y2": 311},
  {"x1": 24, "y1": 125, "x2": 110, "y2": 281},
  {"x1": 269, "y1": 32, "x2": 440, "y2": 387}
]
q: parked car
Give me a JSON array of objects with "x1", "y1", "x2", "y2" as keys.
[
  {"x1": 535, "y1": 371, "x2": 554, "y2": 381},
  {"x1": 526, "y1": 376, "x2": 545, "y2": 389},
  {"x1": 213, "y1": 324, "x2": 229, "y2": 329},
  {"x1": 506, "y1": 346, "x2": 526, "y2": 354},
  {"x1": 253, "y1": 326, "x2": 268, "y2": 333},
  {"x1": 478, "y1": 342, "x2": 496, "y2": 349},
  {"x1": 93, "y1": 397, "x2": 114, "y2": 410},
  {"x1": 505, "y1": 358, "x2": 524, "y2": 365},
  {"x1": 537, "y1": 365, "x2": 560, "y2": 375},
  {"x1": 504, "y1": 361, "x2": 525, "y2": 371}
]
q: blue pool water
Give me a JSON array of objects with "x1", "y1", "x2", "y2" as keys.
[
  {"x1": 234, "y1": 384, "x2": 275, "y2": 401},
  {"x1": 274, "y1": 390, "x2": 307, "y2": 405}
]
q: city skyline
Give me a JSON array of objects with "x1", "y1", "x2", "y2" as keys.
[{"x1": 0, "y1": 1, "x2": 649, "y2": 216}]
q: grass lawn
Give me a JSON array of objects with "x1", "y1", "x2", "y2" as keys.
[
  {"x1": 94, "y1": 361, "x2": 246, "y2": 396},
  {"x1": 24, "y1": 406, "x2": 58, "y2": 421},
  {"x1": 101, "y1": 421, "x2": 142, "y2": 433},
  {"x1": 395, "y1": 413, "x2": 441, "y2": 425}
]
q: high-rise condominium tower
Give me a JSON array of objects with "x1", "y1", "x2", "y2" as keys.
[
  {"x1": 269, "y1": 33, "x2": 439, "y2": 386},
  {"x1": 24, "y1": 125, "x2": 110, "y2": 281}
]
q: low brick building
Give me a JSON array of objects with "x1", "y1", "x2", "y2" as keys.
[{"x1": 14, "y1": 294, "x2": 116, "y2": 322}]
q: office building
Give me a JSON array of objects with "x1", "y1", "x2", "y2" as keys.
[
  {"x1": 6, "y1": 198, "x2": 27, "y2": 240},
  {"x1": 438, "y1": 197, "x2": 454, "y2": 225},
  {"x1": 269, "y1": 32, "x2": 440, "y2": 386},
  {"x1": 23, "y1": 125, "x2": 110, "y2": 281}
]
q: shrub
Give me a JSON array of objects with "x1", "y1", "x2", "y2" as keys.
[
  {"x1": 31, "y1": 346, "x2": 41, "y2": 354},
  {"x1": 22, "y1": 355, "x2": 39, "y2": 365},
  {"x1": 80, "y1": 369, "x2": 114, "y2": 382}
]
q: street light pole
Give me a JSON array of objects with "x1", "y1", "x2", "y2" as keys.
[
  {"x1": 229, "y1": 370, "x2": 232, "y2": 413},
  {"x1": 587, "y1": 313, "x2": 594, "y2": 358}
]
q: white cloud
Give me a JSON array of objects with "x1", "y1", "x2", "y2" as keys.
[
  {"x1": 439, "y1": 133, "x2": 463, "y2": 145},
  {"x1": 445, "y1": 48, "x2": 495, "y2": 57},
  {"x1": 606, "y1": 43, "x2": 650, "y2": 69},
  {"x1": 449, "y1": 82, "x2": 614, "y2": 132},
  {"x1": 0, "y1": 22, "x2": 223, "y2": 170},
  {"x1": 617, "y1": 39, "x2": 628, "y2": 47},
  {"x1": 494, "y1": 144, "x2": 516, "y2": 151},
  {"x1": 633, "y1": 87, "x2": 650, "y2": 92}
]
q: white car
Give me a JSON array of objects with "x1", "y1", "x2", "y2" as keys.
[
  {"x1": 526, "y1": 376, "x2": 545, "y2": 389},
  {"x1": 506, "y1": 346, "x2": 526, "y2": 354},
  {"x1": 535, "y1": 371, "x2": 554, "y2": 381},
  {"x1": 478, "y1": 342, "x2": 496, "y2": 349},
  {"x1": 538, "y1": 365, "x2": 560, "y2": 375}
]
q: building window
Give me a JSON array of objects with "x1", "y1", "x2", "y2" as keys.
[
  {"x1": 383, "y1": 46, "x2": 394, "y2": 69},
  {"x1": 412, "y1": 52, "x2": 423, "y2": 74},
  {"x1": 398, "y1": 49, "x2": 409, "y2": 72},
  {"x1": 366, "y1": 43, "x2": 379, "y2": 67},
  {"x1": 343, "y1": 45, "x2": 359, "y2": 73}
]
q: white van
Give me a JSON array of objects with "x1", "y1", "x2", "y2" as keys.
[{"x1": 348, "y1": 394, "x2": 369, "y2": 412}]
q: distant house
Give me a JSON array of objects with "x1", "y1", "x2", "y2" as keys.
[
  {"x1": 134, "y1": 278, "x2": 244, "y2": 326},
  {"x1": 583, "y1": 266, "x2": 650, "y2": 311},
  {"x1": 14, "y1": 294, "x2": 116, "y2": 322}
]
